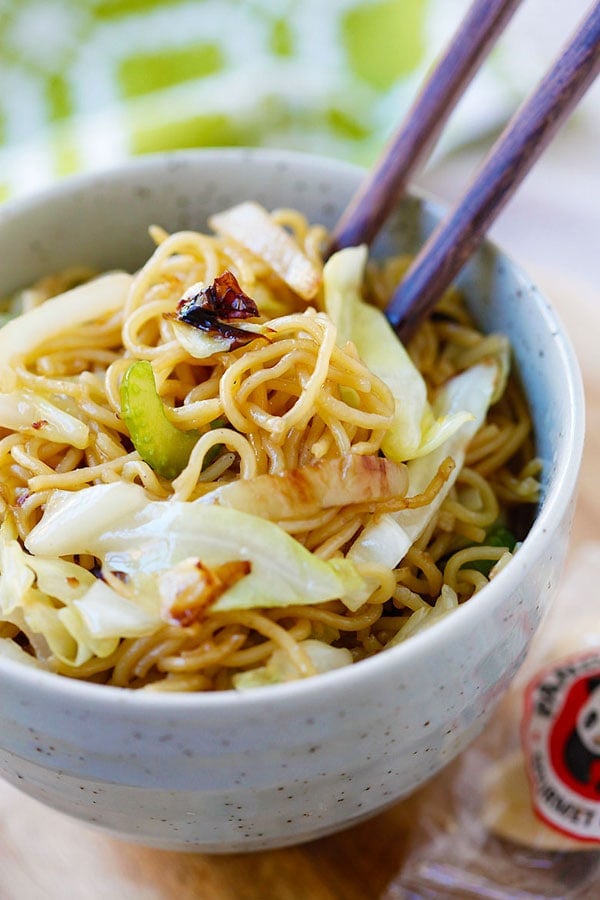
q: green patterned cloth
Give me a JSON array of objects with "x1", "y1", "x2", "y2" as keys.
[{"x1": 0, "y1": 0, "x2": 596, "y2": 200}]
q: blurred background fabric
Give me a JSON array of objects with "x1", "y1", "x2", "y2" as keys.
[{"x1": 0, "y1": 0, "x2": 598, "y2": 200}]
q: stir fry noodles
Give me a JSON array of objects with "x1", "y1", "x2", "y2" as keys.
[{"x1": 0, "y1": 203, "x2": 540, "y2": 691}]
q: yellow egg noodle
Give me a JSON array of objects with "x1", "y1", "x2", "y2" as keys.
[{"x1": 0, "y1": 205, "x2": 540, "y2": 691}]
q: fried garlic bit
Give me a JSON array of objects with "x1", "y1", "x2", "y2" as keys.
[
  {"x1": 159, "y1": 558, "x2": 251, "y2": 627},
  {"x1": 175, "y1": 271, "x2": 266, "y2": 348}
]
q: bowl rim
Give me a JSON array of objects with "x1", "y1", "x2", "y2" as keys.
[{"x1": 0, "y1": 147, "x2": 586, "y2": 712}]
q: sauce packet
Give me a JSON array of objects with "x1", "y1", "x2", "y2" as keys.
[{"x1": 386, "y1": 543, "x2": 600, "y2": 899}]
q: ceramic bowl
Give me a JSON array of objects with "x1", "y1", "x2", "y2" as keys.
[{"x1": 0, "y1": 149, "x2": 584, "y2": 852}]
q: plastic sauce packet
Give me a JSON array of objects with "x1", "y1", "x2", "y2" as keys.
[
  {"x1": 521, "y1": 651, "x2": 600, "y2": 846},
  {"x1": 386, "y1": 543, "x2": 600, "y2": 899}
]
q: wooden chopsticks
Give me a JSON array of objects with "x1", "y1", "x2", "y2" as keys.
[
  {"x1": 328, "y1": 0, "x2": 600, "y2": 342},
  {"x1": 387, "y1": 1, "x2": 600, "y2": 340},
  {"x1": 328, "y1": 0, "x2": 525, "y2": 255}
]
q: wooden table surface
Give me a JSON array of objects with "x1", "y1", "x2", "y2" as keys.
[{"x1": 1, "y1": 132, "x2": 599, "y2": 898}]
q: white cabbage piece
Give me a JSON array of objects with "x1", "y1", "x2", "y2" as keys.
[
  {"x1": 65, "y1": 580, "x2": 160, "y2": 641},
  {"x1": 24, "y1": 480, "x2": 149, "y2": 555},
  {"x1": 0, "y1": 513, "x2": 157, "y2": 667},
  {"x1": 28, "y1": 554, "x2": 96, "y2": 600},
  {"x1": 209, "y1": 202, "x2": 321, "y2": 300},
  {"x1": 25, "y1": 594, "x2": 102, "y2": 666},
  {"x1": 323, "y1": 246, "x2": 472, "y2": 462},
  {"x1": 0, "y1": 272, "x2": 132, "y2": 391},
  {"x1": 0, "y1": 516, "x2": 111, "y2": 666},
  {"x1": 350, "y1": 362, "x2": 497, "y2": 569},
  {"x1": 232, "y1": 639, "x2": 353, "y2": 689},
  {"x1": 200, "y1": 454, "x2": 408, "y2": 521},
  {"x1": 0, "y1": 520, "x2": 36, "y2": 620},
  {"x1": 384, "y1": 584, "x2": 459, "y2": 649},
  {"x1": 0, "y1": 519, "x2": 95, "y2": 663},
  {"x1": 0, "y1": 388, "x2": 89, "y2": 448},
  {"x1": 26, "y1": 482, "x2": 372, "y2": 617},
  {"x1": 0, "y1": 637, "x2": 44, "y2": 668}
]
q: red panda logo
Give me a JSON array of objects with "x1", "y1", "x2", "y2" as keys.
[
  {"x1": 557, "y1": 676, "x2": 600, "y2": 800},
  {"x1": 522, "y1": 653, "x2": 600, "y2": 843}
]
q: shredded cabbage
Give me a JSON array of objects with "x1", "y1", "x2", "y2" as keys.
[
  {"x1": 0, "y1": 272, "x2": 132, "y2": 391},
  {"x1": 66, "y1": 581, "x2": 160, "y2": 641},
  {"x1": 0, "y1": 388, "x2": 89, "y2": 448},
  {"x1": 384, "y1": 585, "x2": 459, "y2": 648},
  {"x1": 25, "y1": 483, "x2": 372, "y2": 631},
  {"x1": 0, "y1": 637, "x2": 44, "y2": 668},
  {"x1": 0, "y1": 516, "x2": 121, "y2": 666},
  {"x1": 209, "y1": 202, "x2": 321, "y2": 300},
  {"x1": 233, "y1": 639, "x2": 353, "y2": 689},
  {"x1": 199, "y1": 454, "x2": 408, "y2": 521},
  {"x1": 323, "y1": 246, "x2": 472, "y2": 461},
  {"x1": 350, "y1": 362, "x2": 497, "y2": 569}
]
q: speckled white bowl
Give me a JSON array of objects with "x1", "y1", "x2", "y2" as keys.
[{"x1": 0, "y1": 150, "x2": 584, "y2": 852}]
